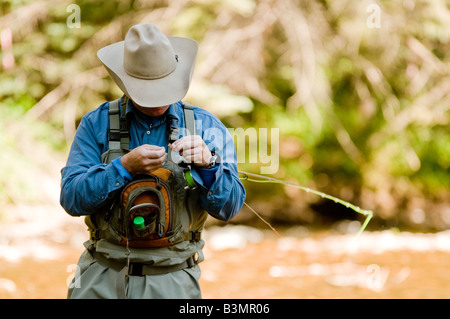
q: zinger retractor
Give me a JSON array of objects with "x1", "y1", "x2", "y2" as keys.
[{"x1": 168, "y1": 114, "x2": 197, "y2": 190}]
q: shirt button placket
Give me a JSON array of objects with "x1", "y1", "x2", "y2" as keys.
[{"x1": 145, "y1": 123, "x2": 152, "y2": 143}]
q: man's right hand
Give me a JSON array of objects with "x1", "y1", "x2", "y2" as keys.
[{"x1": 120, "y1": 145, "x2": 167, "y2": 175}]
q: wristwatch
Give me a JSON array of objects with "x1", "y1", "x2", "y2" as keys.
[{"x1": 207, "y1": 151, "x2": 220, "y2": 169}]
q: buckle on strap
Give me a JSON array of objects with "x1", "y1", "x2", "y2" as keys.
[
  {"x1": 190, "y1": 230, "x2": 201, "y2": 242},
  {"x1": 127, "y1": 263, "x2": 144, "y2": 276},
  {"x1": 126, "y1": 255, "x2": 198, "y2": 276},
  {"x1": 109, "y1": 130, "x2": 121, "y2": 141},
  {"x1": 186, "y1": 253, "x2": 199, "y2": 268},
  {"x1": 89, "y1": 229, "x2": 101, "y2": 241}
]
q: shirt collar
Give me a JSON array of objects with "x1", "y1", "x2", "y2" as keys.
[{"x1": 123, "y1": 97, "x2": 181, "y2": 127}]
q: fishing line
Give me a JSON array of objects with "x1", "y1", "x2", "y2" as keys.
[
  {"x1": 243, "y1": 202, "x2": 282, "y2": 238},
  {"x1": 239, "y1": 171, "x2": 373, "y2": 239}
]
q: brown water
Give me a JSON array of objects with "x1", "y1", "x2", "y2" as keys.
[{"x1": 1, "y1": 214, "x2": 450, "y2": 299}]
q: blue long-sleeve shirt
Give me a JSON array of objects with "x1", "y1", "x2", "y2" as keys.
[{"x1": 60, "y1": 97, "x2": 246, "y2": 221}]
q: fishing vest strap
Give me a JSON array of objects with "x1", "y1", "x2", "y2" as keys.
[
  {"x1": 182, "y1": 102, "x2": 196, "y2": 136},
  {"x1": 108, "y1": 96, "x2": 129, "y2": 152},
  {"x1": 178, "y1": 102, "x2": 197, "y2": 234}
]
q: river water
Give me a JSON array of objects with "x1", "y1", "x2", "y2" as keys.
[{"x1": 1, "y1": 204, "x2": 450, "y2": 299}]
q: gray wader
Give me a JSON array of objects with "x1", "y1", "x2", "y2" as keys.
[{"x1": 67, "y1": 247, "x2": 202, "y2": 299}]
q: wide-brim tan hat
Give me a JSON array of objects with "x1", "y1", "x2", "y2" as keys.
[{"x1": 97, "y1": 24, "x2": 198, "y2": 108}]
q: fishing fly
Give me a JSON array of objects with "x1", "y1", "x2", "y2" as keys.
[{"x1": 238, "y1": 171, "x2": 373, "y2": 239}]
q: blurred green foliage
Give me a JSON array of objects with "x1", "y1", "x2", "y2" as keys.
[{"x1": 0, "y1": 0, "x2": 449, "y2": 229}]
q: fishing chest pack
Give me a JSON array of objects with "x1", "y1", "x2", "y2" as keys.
[{"x1": 85, "y1": 96, "x2": 207, "y2": 256}]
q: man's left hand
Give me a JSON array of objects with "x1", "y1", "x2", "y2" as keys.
[{"x1": 169, "y1": 135, "x2": 212, "y2": 168}]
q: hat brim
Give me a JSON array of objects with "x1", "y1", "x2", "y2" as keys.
[{"x1": 97, "y1": 36, "x2": 198, "y2": 108}]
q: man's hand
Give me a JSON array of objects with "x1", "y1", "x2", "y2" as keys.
[
  {"x1": 170, "y1": 135, "x2": 212, "y2": 168},
  {"x1": 120, "y1": 144, "x2": 167, "y2": 175}
]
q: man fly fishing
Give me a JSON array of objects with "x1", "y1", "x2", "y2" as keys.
[{"x1": 60, "y1": 24, "x2": 246, "y2": 299}]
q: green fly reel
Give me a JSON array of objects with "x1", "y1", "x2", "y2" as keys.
[{"x1": 183, "y1": 166, "x2": 197, "y2": 190}]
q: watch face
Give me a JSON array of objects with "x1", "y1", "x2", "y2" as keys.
[{"x1": 208, "y1": 154, "x2": 218, "y2": 168}]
